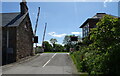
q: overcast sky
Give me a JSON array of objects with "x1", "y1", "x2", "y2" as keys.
[{"x1": 2, "y1": 1, "x2": 119, "y2": 45}]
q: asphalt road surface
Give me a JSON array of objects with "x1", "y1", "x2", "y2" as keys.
[{"x1": 2, "y1": 53, "x2": 78, "y2": 74}]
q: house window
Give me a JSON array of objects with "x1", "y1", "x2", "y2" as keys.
[{"x1": 83, "y1": 23, "x2": 89, "y2": 38}]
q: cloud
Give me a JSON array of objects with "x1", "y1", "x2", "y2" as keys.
[
  {"x1": 71, "y1": 32, "x2": 82, "y2": 35},
  {"x1": 103, "y1": 0, "x2": 113, "y2": 7},
  {"x1": 48, "y1": 32, "x2": 67, "y2": 38}
]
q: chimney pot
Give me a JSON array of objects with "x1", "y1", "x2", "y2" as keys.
[{"x1": 20, "y1": 0, "x2": 28, "y2": 14}]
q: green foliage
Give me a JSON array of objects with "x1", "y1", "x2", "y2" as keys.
[
  {"x1": 89, "y1": 15, "x2": 120, "y2": 75},
  {"x1": 43, "y1": 41, "x2": 65, "y2": 52},
  {"x1": 63, "y1": 35, "x2": 71, "y2": 45},
  {"x1": 82, "y1": 37, "x2": 92, "y2": 46},
  {"x1": 63, "y1": 35, "x2": 81, "y2": 52},
  {"x1": 64, "y1": 44, "x2": 71, "y2": 52},
  {"x1": 43, "y1": 41, "x2": 52, "y2": 52},
  {"x1": 54, "y1": 44, "x2": 64, "y2": 52},
  {"x1": 71, "y1": 15, "x2": 120, "y2": 75},
  {"x1": 50, "y1": 38, "x2": 58, "y2": 47}
]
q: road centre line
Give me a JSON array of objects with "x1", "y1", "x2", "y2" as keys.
[
  {"x1": 51, "y1": 53, "x2": 57, "y2": 58},
  {"x1": 42, "y1": 53, "x2": 57, "y2": 67}
]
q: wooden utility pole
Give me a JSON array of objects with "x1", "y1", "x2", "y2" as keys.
[
  {"x1": 42, "y1": 23, "x2": 47, "y2": 49},
  {"x1": 34, "y1": 7, "x2": 40, "y2": 48},
  {"x1": 33, "y1": 7, "x2": 40, "y2": 54},
  {"x1": 34, "y1": 7, "x2": 40, "y2": 36}
]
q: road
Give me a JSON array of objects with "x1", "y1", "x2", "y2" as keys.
[{"x1": 2, "y1": 53, "x2": 78, "y2": 74}]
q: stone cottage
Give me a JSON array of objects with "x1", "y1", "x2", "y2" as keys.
[{"x1": 1, "y1": 1, "x2": 34, "y2": 65}]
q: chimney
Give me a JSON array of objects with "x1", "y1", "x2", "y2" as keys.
[
  {"x1": 96, "y1": 13, "x2": 106, "y2": 15},
  {"x1": 20, "y1": 0, "x2": 28, "y2": 14},
  {"x1": 96, "y1": 13, "x2": 106, "y2": 18}
]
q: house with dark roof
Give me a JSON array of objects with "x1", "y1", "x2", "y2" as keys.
[
  {"x1": 1, "y1": 1, "x2": 34, "y2": 65},
  {"x1": 80, "y1": 13, "x2": 119, "y2": 39}
]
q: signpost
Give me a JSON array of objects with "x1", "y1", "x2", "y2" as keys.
[
  {"x1": 70, "y1": 36, "x2": 78, "y2": 52},
  {"x1": 70, "y1": 36, "x2": 78, "y2": 41}
]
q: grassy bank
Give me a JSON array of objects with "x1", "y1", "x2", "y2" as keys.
[
  {"x1": 70, "y1": 51, "x2": 82, "y2": 72},
  {"x1": 70, "y1": 52, "x2": 103, "y2": 76}
]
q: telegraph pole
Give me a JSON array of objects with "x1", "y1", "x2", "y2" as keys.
[
  {"x1": 33, "y1": 7, "x2": 40, "y2": 54},
  {"x1": 42, "y1": 23, "x2": 47, "y2": 51},
  {"x1": 34, "y1": 7, "x2": 40, "y2": 47},
  {"x1": 34, "y1": 7, "x2": 40, "y2": 36}
]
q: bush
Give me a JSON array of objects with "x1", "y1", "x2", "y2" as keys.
[{"x1": 70, "y1": 15, "x2": 120, "y2": 75}]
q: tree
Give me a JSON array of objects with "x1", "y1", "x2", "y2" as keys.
[
  {"x1": 43, "y1": 41, "x2": 52, "y2": 52},
  {"x1": 63, "y1": 35, "x2": 71, "y2": 45},
  {"x1": 63, "y1": 35, "x2": 73, "y2": 52},
  {"x1": 71, "y1": 15, "x2": 120, "y2": 75},
  {"x1": 54, "y1": 44, "x2": 64, "y2": 52},
  {"x1": 50, "y1": 38, "x2": 57, "y2": 46},
  {"x1": 50, "y1": 38, "x2": 58, "y2": 52},
  {"x1": 63, "y1": 35, "x2": 80, "y2": 51},
  {"x1": 89, "y1": 15, "x2": 120, "y2": 75}
]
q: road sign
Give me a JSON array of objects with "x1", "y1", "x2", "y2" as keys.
[
  {"x1": 70, "y1": 36, "x2": 78, "y2": 41},
  {"x1": 33, "y1": 36, "x2": 38, "y2": 43}
]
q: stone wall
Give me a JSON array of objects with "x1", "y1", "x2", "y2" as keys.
[
  {"x1": 2, "y1": 14, "x2": 33, "y2": 64},
  {"x1": 16, "y1": 14, "x2": 33, "y2": 60},
  {"x1": 8, "y1": 27, "x2": 17, "y2": 63},
  {"x1": 2, "y1": 27, "x2": 7, "y2": 65},
  {"x1": 2, "y1": 27, "x2": 17, "y2": 65}
]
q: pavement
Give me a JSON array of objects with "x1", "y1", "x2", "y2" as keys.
[{"x1": 2, "y1": 53, "x2": 79, "y2": 75}]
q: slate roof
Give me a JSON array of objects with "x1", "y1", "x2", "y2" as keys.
[
  {"x1": 1, "y1": 12, "x2": 28, "y2": 27},
  {"x1": 80, "y1": 13, "x2": 120, "y2": 28},
  {"x1": 92, "y1": 13, "x2": 119, "y2": 19}
]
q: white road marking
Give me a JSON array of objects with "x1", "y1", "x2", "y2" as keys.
[
  {"x1": 67, "y1": 53, "x2": 69, "y2": 55},
  {"x1": 51, "y1": 53, "x2": 57, "y2": 58},
  {"x1": 42, "y1": 59, "x2": 51, "y2": 67},
  {"x1": 42, "y1": 53, "x2": 57, "y2": 67}
]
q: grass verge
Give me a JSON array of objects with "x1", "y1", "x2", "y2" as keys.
[
  {"x1": 70, "y1": 52, "x2": 104, "y2": 76},
  {"x1": 70, "y1": 52, "x2": 82, "y2": 72}
]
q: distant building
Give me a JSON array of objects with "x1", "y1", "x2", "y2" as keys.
[
  {"x1": 1, "y1": 1, "x2": 34, "y2": 65},
  {"x1": 80, "y1": 13, "x2": 119, "y2": 39}
]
